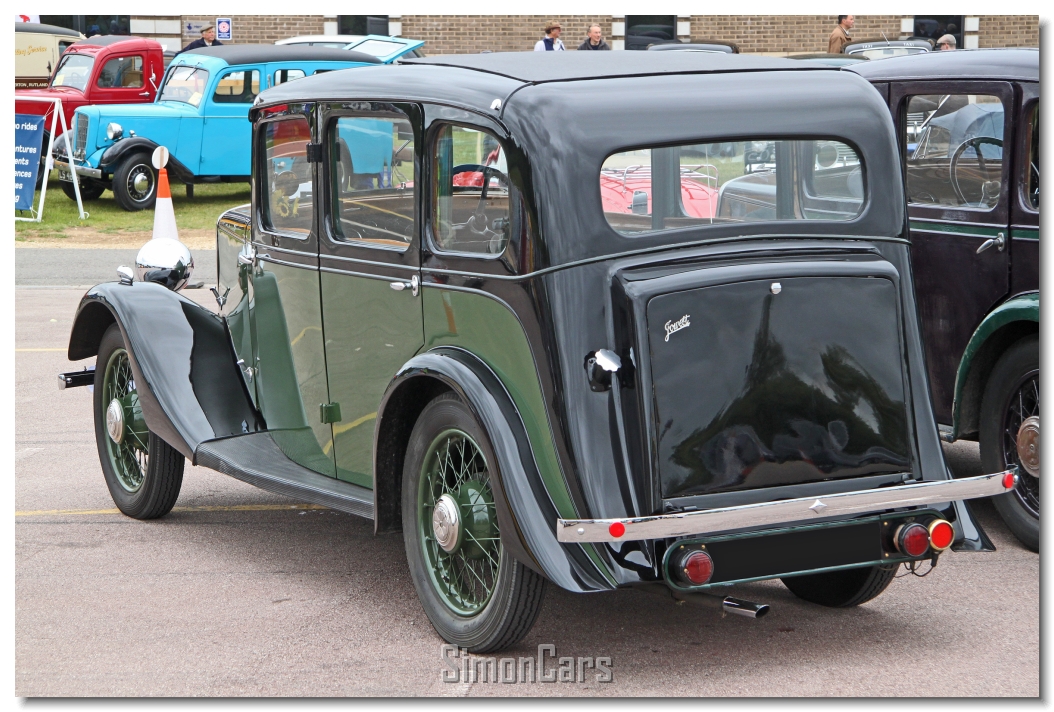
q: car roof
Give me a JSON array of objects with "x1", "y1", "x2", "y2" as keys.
[
  {"x1": 845, "y1": 38, "x2": 933, "y2": 50},
  {"x1": 181, "y1": 44, "x2": 382, "y2": 66},
  {"x1": 847, "y1": 48, "x2": 1038, "y2": 82},
  {"x1": 401, "y1": 50, "x2": 826, "y2": 83},
  {"x1": 276, "y1": 35, "x2": 365, "y2": 45},
  {"x1": 648, "y1": 41, "x2": 738, "y2": 53},
  {"x1": 16, "y1": 22, "x2": 82, "y2": 38},
  {"x1": 68, "y1": 35, "x2": 158, "y2": 50}
]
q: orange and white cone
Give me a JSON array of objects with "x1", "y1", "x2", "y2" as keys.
[{"x1": 151, "y1": 167, "x2": 179, "y2": 241}]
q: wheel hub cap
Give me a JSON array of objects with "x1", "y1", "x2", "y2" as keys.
[
  {"x1": 106, "y1": 398, "x2": 125, "y2": 444},
  {"x1": 1016, "y1": 416, "x2": 1040, "y2": 478},
  {"x1": 433, "y1": 493, "x2": 461, "y2": 553},
  {"x1": 132, "y1": 172, "x2": 150, "y2": 194}
]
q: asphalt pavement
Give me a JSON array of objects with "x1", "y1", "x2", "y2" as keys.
[
  {"x1": 14, "y1": 285, "x2": 1039, "y2": 697},
  {"x1": 15, "y1": 248, "x2": 216, "y2": 288}
]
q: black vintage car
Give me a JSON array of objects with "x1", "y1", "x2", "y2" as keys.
[
  {"x1": 849, "y1": 50, "x2": 1039, "y2": 550},
  {"x1": 60, "y1": 51, "x2": 1015, "y2": 652}
]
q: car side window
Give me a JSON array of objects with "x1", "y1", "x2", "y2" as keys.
[
  {"x1": 1026, "y1": 102, "x2": 1039, "y2": 211},
  {"x1": 262, "y1": 117, "x2": 314, "y2": 236},
  {"x1": 213, "y1": 69, "x2": 261, "y2": 104},
  {"x1": 905, "y1": 94, "x2": 1004, "y2": 210},
  {"x1": 329, "y1": 115, "x2": 416, "y2": 250},
  {"x1": 273, "y1": 69, "x2": 306, "y2": 86},
  {"x1": 96, "y1": 55, "x2": 143, "y2": 88},
  {"x1": 432, "y1": 124, "x2": 515, "y2": 255}
]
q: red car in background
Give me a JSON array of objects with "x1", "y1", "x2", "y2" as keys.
[
  {"x1": 15, "y1": 35, "x2": 166, "y2": 189},
  {"x1": 600, "y1": 164, "x2": 719, "y2": 220}
]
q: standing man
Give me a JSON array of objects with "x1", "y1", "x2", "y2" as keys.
[
  {"x1": 936, "y1": 34, "x2": 956, "y2": 50},
  {"x1": 578, "y1": 24, "x2": 611, "y2": 51},
  {"x1": 828, "y1": 15, "x2": 854, "y2": 54},
  {"x1": 534, "y1": 21, "x2": 566, "y2": 51},
  {"x1": 180, "y1": 24, "x2": 223, "y2": 54}
]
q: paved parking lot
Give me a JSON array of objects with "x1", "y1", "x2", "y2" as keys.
[{"x1": 15, "y1": 284, "x2": 1039, "y2": 697}]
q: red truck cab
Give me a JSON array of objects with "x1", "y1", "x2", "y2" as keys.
[{"x1": 15, "y1": 35, "x2": 166, "y2": 181}]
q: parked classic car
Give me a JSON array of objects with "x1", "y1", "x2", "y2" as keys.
[
  {"x1": 60, "y1": 51, "x2": 1016, "y2": 652},
  {"x1": 276, "y1": 33, "x2": 426, "y2": 59},
  {"x1": 15, "y1": 22, "x2": 84, "y2": 88},
  {"x1": 51, "y1": 44, "x2": 417, "y2": 211},
  {"x1": 849, "y1": 49, "x2": 1040, "y2": 550},
  {"x1": 843, "y1": 37, "x2": 933, "y2": 60},
  {"x1": 16, "y1": 34, "x2": 167, "y2": 192},
  {"x1": 647, "y1": 40, "x2": 739, "y2": 54}
]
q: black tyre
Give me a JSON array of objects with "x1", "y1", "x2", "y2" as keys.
[
  {"x1": 112, "y1": 152, "x2": 157, "y2": 211},
  {"x1": 781, "y1": 564, "x2": 898, "y2": 607},
  {"x1": 402, "y1": 391, "x2": 545, "y2": 653},
  {"x1": 980, "y1": 335, "x2": 1039, "y2": 551},
  {"x1": 61, "y1": 179, "x2": 106, "y2": 201},
  {"x1": 93, "y1": 323, "x2": 184, "y2": 519},
  {"x1": 35, "y1": 133, "x2": 49, "y2": 190}
]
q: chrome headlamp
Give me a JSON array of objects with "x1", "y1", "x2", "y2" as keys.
[
  {"x1": 135, "y1": 238, "x2": 195, "y2": 291},
  {"x1": 106, "y1": 122, "x2": 123, "y2": 140}
]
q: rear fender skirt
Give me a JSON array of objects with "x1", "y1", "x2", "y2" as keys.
[
  {"x1": 67, "y1": 281, "x2": 261, "y2": 462},
  {"x1": 100, "y1": 138, "x2": 195, "y2": 183},
  {"x1": 377, "y1": 348, "x2": 614, "y2": 592}
]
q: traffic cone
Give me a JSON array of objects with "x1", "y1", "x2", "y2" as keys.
[{"x1": 151, "y1": 167, "x2": 179, "y2": 241}]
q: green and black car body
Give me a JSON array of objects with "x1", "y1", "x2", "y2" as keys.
[
  {"x1": 63, "y1": 52, "x2": 1017, "y2": 650},
  {"x1": 849, "y1": 50, "x2": 1039, "y2": 550}
]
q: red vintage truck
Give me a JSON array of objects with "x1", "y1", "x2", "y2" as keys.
[{"x1": 15, "y1": 35, "x2": 166, "y2": 192}]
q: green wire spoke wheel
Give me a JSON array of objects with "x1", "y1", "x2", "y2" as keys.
[
  {"x1": 402, "y1": 392, "x2": 545, "y2": 653},
  {"x1": 93, "y1": 323, "x2": 185, "y2": 520}
]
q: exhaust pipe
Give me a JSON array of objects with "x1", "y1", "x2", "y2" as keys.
[{"x1": 721, "y1": 596, "x2": 769, "y2": 619}]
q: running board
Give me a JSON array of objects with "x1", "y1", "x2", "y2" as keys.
[{"x1": 195, "y1": 432, "x2": 374, "y2": 519}]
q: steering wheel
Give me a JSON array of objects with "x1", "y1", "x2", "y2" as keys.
[
  {"x1": 950, "y1": 136, "x2": 1003, "y2": 208},
  {"x1": 451, "y1": 163, "x2": 509, "y2": 249}
]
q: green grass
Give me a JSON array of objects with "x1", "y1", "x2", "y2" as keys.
[{"x1": 15, "y1": 172, "x2": 251, "y2": 236}]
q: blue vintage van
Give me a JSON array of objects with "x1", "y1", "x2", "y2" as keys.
[{"x1": 53, "y1": 41, "x2": 423, "y2": 210}]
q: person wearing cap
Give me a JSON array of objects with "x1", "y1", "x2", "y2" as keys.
[
  {"x1": 534, "y1": 21, "x2": 566, "y2": 51},
  {"x1": 180, "y1": 24, "x2": 224, "y2": 53},
  {"x1": 578, "y1": 24, "x2": 611, "y2": 51},
  {"x1": 936, "y1": 34, "x2": 957, "y2": 50},
  {"x1": 828, "y1": 15, "x2": 854, "y2": 54}
]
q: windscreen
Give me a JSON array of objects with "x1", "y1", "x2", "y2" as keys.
[
  {"x1": 51, "y1": 54, "x2": 94, "y2": 91},
  {"x1": 158, "y1": 66, "x2": 209, "y2": 107}
]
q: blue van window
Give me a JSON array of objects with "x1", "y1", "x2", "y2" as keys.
[{"x1": 330, "y1": 115, "x2": 415, "y2": 250}]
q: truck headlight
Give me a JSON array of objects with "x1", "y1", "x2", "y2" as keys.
[{"x1": 106, "y1": 122, "x2": 123, "y2": 141}]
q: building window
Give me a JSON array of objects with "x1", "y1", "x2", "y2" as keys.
[
  {"x1": 625, "y1": 16, "x2": 677, "y2": 50},
  {"x1": 338, "y1": 16, "x2": 389, "y2": 36},
  {"x1": 40, "y1": 15, "x2": 130, "y2": 37},
  {"x1": 911, "y1": 16, "x2": 963, "y2": 48}
]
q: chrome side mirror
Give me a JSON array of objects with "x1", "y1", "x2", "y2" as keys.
[{"x1": 135, "y1": 238, "x2": 194, "y2": 291}]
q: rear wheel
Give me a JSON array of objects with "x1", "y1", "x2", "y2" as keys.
[
  {"x1": 402, "y1": 392, "x2": 545, "y2": 653},
  {"x1": 781, "y1": 564, "x2": 898, "y2": 607},
  {"x1": 93, "y1": 323, "x2": 184, "y2": 519},
  {"x1": 981, "y1": 335, "x2": 1039, "y2": 551},
  {"x1": 112, "y1": 152, "x2": 157, "y2": 211}
]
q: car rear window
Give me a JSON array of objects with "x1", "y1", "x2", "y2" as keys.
[{"x1": 601, "y1": 139, "x2": 864, "y2": 235}]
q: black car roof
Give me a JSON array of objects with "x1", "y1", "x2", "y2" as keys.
[
  {"x1": 15, "y1": 22, "x2": 81, "y2": 37},
  {"x1": 847, "y1": 48, "x2": 1038, "y2": 82},
  {"x1": 186, "y1": 44, "x2": 381, "y2": 65},
  {"x1": 71, "y1": 34, "x2": 146, "y2": 48}
]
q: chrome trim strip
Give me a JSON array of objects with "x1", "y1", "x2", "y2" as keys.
[
  {"x1": 556, "y1": 471, "x2": 1016, "y2": 543},
  {"x1": 319, "y1": 265, "x2": 400, "y2": 282},
  {"x1": 257, "y1": 242, "x2": 316, "y2": 257},
  {"x1": 257, "y1": 254, "x2": 318, "y2": 271},
  {"x1": 319, "y1": 251, "x2": 418, "y2": 271}
]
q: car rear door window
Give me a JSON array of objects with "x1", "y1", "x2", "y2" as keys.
[
  {"x1": 601, "y1": 139, "x2": 863, "y2": 235},
  {"x1": 96, "y1": 55, "x2": 143, "y2": 88},
  {"x1": 329, "y1": 115, "x2": 416, "y2": 250},
  {"x1": 905, "y1": 94, "x2": 1004, "y2": 210},
  {"x1": 213, "y1": 69, "x2": 261, "y2": 104},
  {"x1": 273, "y1": 69, "x2": 306, "y2": 86},
  {"x1": 262, "y1": 117, "x2": 314, "y2": 236}
]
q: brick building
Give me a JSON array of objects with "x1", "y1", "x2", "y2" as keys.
[{"x1": 88, "y1": 15, "x2": 1040, "y2": 55}]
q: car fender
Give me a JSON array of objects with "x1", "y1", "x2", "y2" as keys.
[
  {"x1": 376, "y1": 347, "x2": 614, "y2": 593},
  {"x1": 952, "y1": 292, "x2": 1039, "y2": 439},
  {"x1": 68, "y1": 281, "x2": 261, "y2": 462},
  {"x1": 100, "y1": 137, "x2": 195, "y2": 182}
]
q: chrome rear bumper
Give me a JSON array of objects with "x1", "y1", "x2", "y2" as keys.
[{"x1": 556, "y1": 471, "x2": 1016, "y2": 543}]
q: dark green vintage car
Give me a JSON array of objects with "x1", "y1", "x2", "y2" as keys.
[{"x1": 62, "y1": 51, "x2": 1016, "y2": 652}]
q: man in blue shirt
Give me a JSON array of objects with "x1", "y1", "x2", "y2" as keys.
[{"x1": 534, "y1": 21, "x2": 566, "y2": 51}]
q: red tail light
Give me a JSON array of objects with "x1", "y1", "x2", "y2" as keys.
[
  {"x1": 676, "y1": 550, "x2": 714, "y2": 585},
  {"x1": 928, "y1": 519, "x2": 954, "y2": 551},
  {"x1": 894, "y1": 522, "x2": 930, "y2": 557}
]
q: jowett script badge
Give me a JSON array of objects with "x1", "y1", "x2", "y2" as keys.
[{"x1": 664, "y1": 314, "x2": 690, "y2": 342}]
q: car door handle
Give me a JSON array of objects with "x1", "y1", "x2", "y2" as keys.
[
  {"x1": 389, "y1": 274, "x2": 420, "y2": 297},
  {"x1": 139, "y1": 91, "x2": 150, "y2": 96},
  {"x1": 976, "y1": 232, "x2": 1006, "y2": 254}
]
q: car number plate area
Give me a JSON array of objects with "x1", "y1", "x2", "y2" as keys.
[
  {"x1": 700, "y1": 518, "x2": 885, "y2": 585},
  {"x1": 57, "y1": 168, "x2": 72, "y2": 182}
]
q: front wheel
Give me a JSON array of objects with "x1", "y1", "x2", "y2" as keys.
[
  {"x1": 61, "y1": 179, "x2": 106, "y2": 201},
  {"x1": 781, "y1": 564, "x2": 898, "y2": 607},
  {"x1": 981, "y1": 335, "x2": 1039, "y2": 551},
  {"x1": 93, "y1": 323, "x2": 184, "y2": 519},
  {"x1": 402, "y1": 392, "x2": 545, "y2": 653},
  {"x1": 112, "y1": 152, "x2": 157, "y2": 211}
]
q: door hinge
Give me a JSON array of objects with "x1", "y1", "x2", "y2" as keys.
[
  {"x1": 305, "y1": 144, "x2": 324, "y2": 163},
  {"x1": 319, "y1": 402, "x2": 343, "y2": 424}
]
